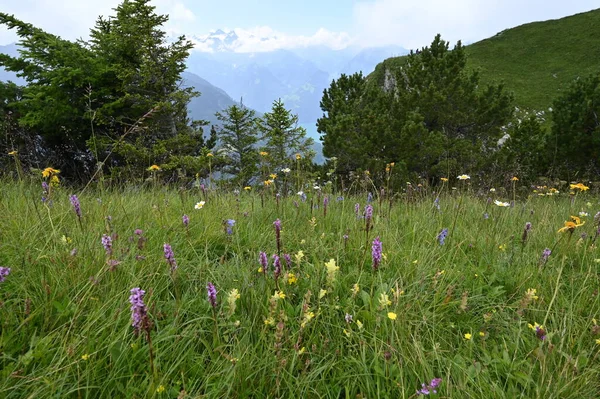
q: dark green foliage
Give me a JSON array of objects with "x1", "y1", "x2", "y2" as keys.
[
  {"x1": 0, "y1": 0, "x2": 203, "y2": 181},
  {"x1": 319, "y1": 35, "x2": 513, "y2": 182},
  {"x1": 550, "y1": 72, "x2": 600, "y2": 179},
  {"x1": 215, "y1": 103, "x2": 261, "y2": 186},
  {"x1": 260, "y1": 99, "x2": 314, "y2": 171}
]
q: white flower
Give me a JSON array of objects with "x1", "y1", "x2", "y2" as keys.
[
  {"x1": 297, "y1": 191, "x2": 304, "y2": 196},
  {"x1": 313, "y1": 185, "x2": 321, "y2": 190},
  {"x1": 281, "y1": 168, "x2": 291, "y2": 174},
  {"x1": 457, "y1": 174, "x2": 471, "y2": 180},
  {"x1": 494, "y1": 200, "x2": 510, "y2": 207},
  {"x1": 489, "y1": 188, "x2": 496, "y2": 192},
  {"x1": 194, "y1": 201, "x2": 206, "y2": 209},
  {"x1": 579, "y1": 211, "x2": 589, "y2": 217}
]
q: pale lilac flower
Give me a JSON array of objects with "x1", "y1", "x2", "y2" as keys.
[
  {"x1": 101, "y1": 234, "x2": 112, "y2": 256},
  {"x1": 367, "y1": 192, "x2": 373, "y2": 203},
  {"x1": 273, "y1": 254, "x2": 281, "y2": 280},
  {"x1": 354, "y1": 203, "x2": 360, "y2": 218},
  {"x1": 345, "y1": 313, "x2": 353, "y2": 323},
  {"x1": 259, "y1": 251, "x2": 268, "y2": 273},
  {"x1": 273, "y1": 219, "x2": 282, "y2": 253},
  {"x1": 129, "y1": 287, "x2": 147, "y2": 334},
  {"x1": 69, "y1": 195, "x2": 82, "y2": 219},
  {"x1": 225, "y1": 219, "x2": 235, "y2": 235},
  {"x1": 540, "y1": 248, "x2": 551, "y2": 264},
  {"x1": 134, "y1": 229, "x2": 143, "y2": 236},
  {"x1": 207, "y1": 282, "x2": 217, "y2": 309},
  {"x1": 364, "y1": 205, "x2": 373, "y2": 221},
  {"x1": 0, "y1": 267, "x2": 11, "y2": 283},
  {"x1": 372, "y1": 237, "x2": 382, "y2": 271},
  {"x1": 182, "y1": 214, "x2": 189, "y2": 228},
  {"x1": 437, "y1": 228, "x2": 448, "y2": 246},
  {"x1": 163, "y1": 243, "x2": 177, "y2": 272},
  {"x1": 283, "y1": 253, "x2": 292, "y2": 268},
  {"x1": 417, "y1": 377, "x2": 442, "y2": 395}
]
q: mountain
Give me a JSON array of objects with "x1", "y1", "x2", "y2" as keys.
[
  {"x1": 370, "y1": 8, "x2": 600, "y2": 111},
  {"x1": 181, "y1": 70, "x2": 239, "y2": 126},
  {"x1": 187, "y1": 29, "x2": 409, "y2": 127}
]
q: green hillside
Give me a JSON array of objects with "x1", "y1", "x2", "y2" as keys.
[{"x1": 371, "y1": 8, "x2": 600, "y2": 111}]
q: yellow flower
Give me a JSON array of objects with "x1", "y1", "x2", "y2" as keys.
[
  {"x1": 42, "y1": 167, "x2": 60, "y2": 178},
  {"x1": 8, "y1": 150, "x2": 17, "y2": 155},
  {"x1": 525, "y1": 288, "x2": 539, "y2": 300},
  {"x1": 596, "y1": 339, "x2": 600, "y2": 345},
  {"x1": 260, "y1": 151, "x2": 269, "y2": 156},
  {"x1": 50, "y1": 175, "x2": 60, "y2": 187},
  {"x1": 264, "y1": 317, "x2": 275, "y2": 326},
  {"x1": 301, "y1": 310, "x2": 315, "y2": 328},
  {"x1": 227, "y1": 289, "x2": 240, "y2": 314},
  {"x1": 273, "y1": 290, "x2": 286, "y2": 300},
  {"x1": 81, "y1": 353, "x2": 90, "y2": 361},
  {"x1": 387, "y1": 312, "x2": 397, "y2": 320},
  {"x1": 319, "y1": 289, "x2": 327, "y2": 299},
  {"x1": 528, "y1": 322, "x2": 543, "y2": 330},
  {"x1": 147, "y1": 164, "x2": 161, "y2": 171},
  {"x1": 156, "y1": 385, "x2": 165, "y2": 393},
  {"x1": 457, "y1": 174, "x2": 470, "y2": 180},
  {"x1": 195, "y1": 201, "x2": 206, "y2": 209},
  {"x1": 269, "y1": 173, "x2": 277, "y2": 180},
  {"x1": 258, "y1": 267, "x2": 263, "y2": 273},
  {"x1": 294, "y1": 250, "x2": 304, "y2": 263},
  {"x1": 479, "y1": 331, "x2": 485, "y2": 337},
  {"x1": 558, "y1": 216, "x2": 585, "y2": 233},
  {"x1": 440, "y1": 177, "x2": 448, "y2": 182},
  {"x1": 351, "y1": 283, "x2": 360, "y2": 296},
  {"x1": 297, "y1": 347, "x2": 306, "y2": 354},
  {"x1": 343, "y1": 328, "x2": 351, "y2": 337},
  {"x1": 356, "y1": 320, "x2": 364, "y2": 330},
  {"x1": 206, "y1": 153, "x2": 214, "y2": 157},
  {"x1": 325, "y1": 259, "x2": 339, "y2": 283},
  {"x1": 570, "y1": 183, "x2": 589, "y2": 191},
  {"x1": 498, "y1": 244, "x2": 507, "y2": 251},
  {"x1": 264, "y1": 179, "x2": 273, "y2": 186},
  {"x1": 379, "y1": 293, "x2": 391, "y2": 308},
  {"x1": 464, "y1": 333, "x2": 472, "y2": 340},
  {"x1": 287, "y1": 273, "x2": 297, "y2": 285},
  {"x1": 511, "y1": 176, "x2": 519, "y2": 181},
  {"x1": 244, "y1": 186, "x2": 252, "y2": 191}
]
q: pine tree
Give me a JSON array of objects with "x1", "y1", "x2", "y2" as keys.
[
  {"x1": 260, "y1": 99, "x2": 314, "y2": 172},
  {"x1": 215, "y1": 103, "x2": 260, "y2": 186}
]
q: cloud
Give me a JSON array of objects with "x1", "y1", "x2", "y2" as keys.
[
  {"x1": 353, "y1": 0, "x2": 599, "y2": 49},
  {"x1": 191, "y1": 26, "x2": 353, "y2": 53},
  {"x1": 0, "y1": 0, "x2": 196, "y2": 44}
]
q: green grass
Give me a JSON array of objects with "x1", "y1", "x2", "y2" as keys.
[
  {"x1": 371, "y1": 8, "x2": 600, "y2": 111},
  {"x1": 1, "y1": 177, "x2": 600, "y2": 398}
]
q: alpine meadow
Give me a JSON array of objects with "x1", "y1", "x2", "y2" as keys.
[{"x1": 1, "y1": 1, "x2": 600, "y2": 398}]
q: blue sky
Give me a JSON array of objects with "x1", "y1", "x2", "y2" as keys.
[{"x1": 0, "y1": 0, "x2": 598, "y2": 51}]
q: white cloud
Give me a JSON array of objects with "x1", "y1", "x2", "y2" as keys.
[
  {"x1": 191, "y1": 26, "x2": 353, "y2": 53},
  {"x1": 353, "y1": 0, "x2": 600, "y2": 49},
  {"x1": 0, "y1": 0, "x2": 196, "y2": 44}
]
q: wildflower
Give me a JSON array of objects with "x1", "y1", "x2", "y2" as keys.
[
  {"x1": 227, "y1": 289, "x2": 240, "y2": 315},
  {"x1": 69, "y1": 195, "x2": 82, "y2": 219},
  {"x1": 264, "y1": 317, "x2": 275, "y2": 326},
  {"x1": 147, "y1": 165, "x2": 161, "y2": 171},
  {"x1": 371, "y1": 237, "x2": 382, "y2": 270},
  {"x1": 528, "y1": 322, "x2": 546, "y2": 340},
  {"x1": 379, "y1": 293, "x2": 391, "y2": 307},
  {"x1": 101, "y1": 234, "x2": 112, "y2": 256},
  {"x1": 540, "y1": 248, "x2": 551, "y2": 263},
  {"x1": 81, "y1": 354, "x2": 90, "y2": 361},
  {"x1": 579, "y1": 211, "x2": 589, "y2": 217},
  {"x1": 281, "y1": 168, "x2": 291, "y2": 174},
  {"x1": 464, "y1": 333, "x2": 472, "y2": 340},
  {"x1": 259, "y1": 251, "x2": 268, "y2": 273},
  {"x1": 433, "y1": 197, "x2": 440, "y2": 211},
  {"x1": 259, "y1": 151, "x2": 269, "y2": 156},
  {"x1": 206, "y1": 282, "x2": 218, "y2": 309},
  {"x1": 301, "y1": 310, "x2": 315, "y2": 328},
  {"x1": 273, "y1": 290, "x2": 286, "y2": 300},
  {"x1": 345, "y1": 313, "x2": 353, "y2": 323},
  {"x1": 440, "y1": 177, "x2": 448, "y2": 182},
  {"x1": 206, "y1": 153, "x2": 214, "y2": 157},
  {"x1": 41, "y1": 167, "x2": 60, "y2": 178},
  {"x1": 294, "y1": 250, "x2": 304, "y2": 264},
  {"x1": 558, "y1": 216, "x2": 585, "y2": 233},
  {"x1": 489, "y1": 188, "x2": 496, "y2": 192},
  {"x1": 287, "y1": 273, "x2": 297, "y2": 285},
  {"x1": 194, "y1": 201, "x2": 206, "y2": 209},
  {"x1": 50, "y1": 175, "x2": 60, "y2": 187},
  {"x1": 225, "y1": 219, "x2": 235, "y2": 235},
  {"x1": 367, "y1": 192, "x2": 373, "y2": 203},
  {"x1": 498, "y1": 244, "x2": 507, "y2": 251},
  {"x1": 417, "y1": 378, "x2": 442, "y2": 396},
  {"x1": 129, "y1": 287, "x2": 148, "y2": 334},
  {"x1": 351, "y1": 283, "x2": 360, "y2": 297},
  {"x1": 479, "y1": 331, "x2": 485, "y2": 337},
  {"x1": 273, "y1": 219, "x2": 282, "y2": 253},
  {"x1": 457, "y1": 174, "x2": 470, "y2": 180},
  {"x1": 570, "y1": 183, "x2": 589, "y2": 191},
  {"x1": 437, "y1": 228, "x2": 448, "y2": 245},
  {"x1": 494, "y1": 200, "x2": 510, "y2": 207},
  {"x1": 163, "y1": 243, "x2": 177, "y2": 272},
  {"x1": 522, "y1": 222, "x2": 532, "y2": 243},
  {"x1": 325, "y1": 259, "x2": 339, "y2": 283},
  {"x1": 364, "y1": 204, "x2": 373, "y2": 221},
  {"x1": 273, "y1": 255, "x2": 281, "y2": 281},
  {"x1": 596, "y1": 339, "x2": 600, "y2": 345},
  {"x1": 0, "y1": 267, "x2": 11, "y2": 283},
  {"x1": 283, "y1": 253, "x2": 292, "y2": 268},
  {"x1": 511, "y1": 176, "x2": 519, "y2": 181},
  {"x1": 244, "y1": 186, "x2": 251, "y2": 191},
  {"x1": 319, "y1": 289, "x2": 327, "y2": 299},
  {"x1": 387, "y1": 312, "x2": 397, "y2": 320},
  {"x1": 156, "y1": 385, "x2": 165, "y2": 393},
  {"x1": 8, "y1": 150, "x2": 17, "y2": 155}
]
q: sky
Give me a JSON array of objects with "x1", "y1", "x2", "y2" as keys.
[{"x1": 0, "y1": 0, "x2": 598, "y2": 51}]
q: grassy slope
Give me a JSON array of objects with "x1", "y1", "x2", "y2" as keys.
[
  {"x1": 371, "y1": 9, "x2": 600, "y2": 110},
  {"x1": 0, "y1": 177, "x2": 599, "y2": 397}
]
